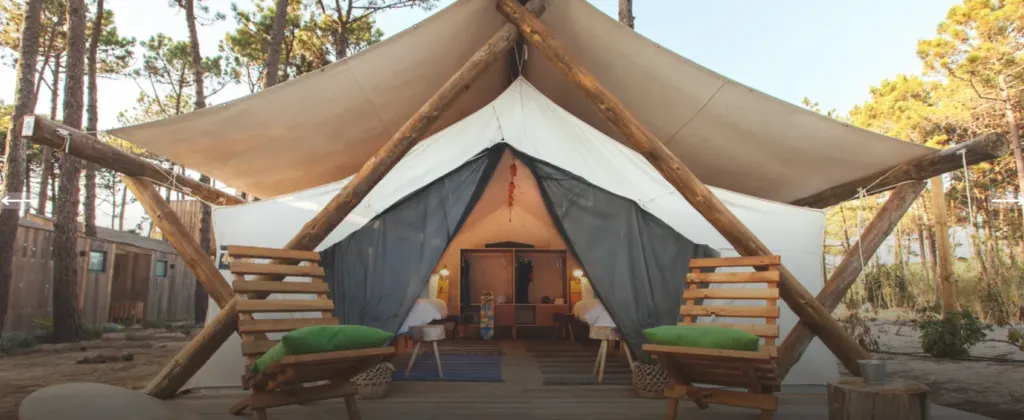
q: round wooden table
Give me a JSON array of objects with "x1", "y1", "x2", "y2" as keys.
[{"x1": 827, "y1": 378, "x2": 930, "y2": 420}]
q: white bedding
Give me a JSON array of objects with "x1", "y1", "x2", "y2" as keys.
[
  {"x1": 572, "y1": 298, "x2": 616, "y2": 327},
  {"x1": 398, "y1": 298, "x2": 449, "y2": 334}
]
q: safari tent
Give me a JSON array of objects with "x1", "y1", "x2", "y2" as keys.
[{"x1": 19, "y1": 0, "x2": 1007, "y2": 414}]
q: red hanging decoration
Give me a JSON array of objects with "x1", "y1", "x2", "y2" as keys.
[{"x1": 508, "y1": 160, "x2": 518, "y2": 221}]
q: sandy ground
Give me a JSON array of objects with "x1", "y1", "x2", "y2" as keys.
[
  {"x1": 0, "y1": 329, "x2": 191, "y2": 420},
  {"x1": 1, "y1": 316, "x2": 1023, "y2": 419},
  {"x1": 839, "y1": 308, "x2": 1024, "y2": 420}
]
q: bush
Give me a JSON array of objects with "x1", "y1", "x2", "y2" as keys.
[
  {"x1": 82, "y1": 325, "x2": 105, "y2": 340},
  {"x1": 143, "y1": 319, "x2": 167, "y2": 329},
  {"x1": 915, "y1": 310, "x2": 990, "y2": 358},
  {"x1": 0, "y1": 333, "x2": 38, "y2": 353}
]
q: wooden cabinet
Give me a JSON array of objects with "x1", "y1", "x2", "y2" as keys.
[{"x1": 460, "y1": 247, "x2": 571, "y2": 338}]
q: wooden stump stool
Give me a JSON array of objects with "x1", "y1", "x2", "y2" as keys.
[
  {"x1": 405, "y1": 325, "x2": 446, "y2": 380},
  {"x1": 827, "y1": 378, "x2": 930, "y2": 420}
]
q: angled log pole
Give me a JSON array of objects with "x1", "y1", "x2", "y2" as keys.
[
  {"x1": 790, "y1": 133, "x2": 1008, "y2": 209},
  {"x1": 141, "y1": 4, "x2": 546, "y2": 399},
  {"x1": 496, "y1": 0, "x2": 870, "y2": 375},
  {"x1": 776, "y1": 181, "x2": 927, "y2": 379},
  {"x1": 121, "y1": 176, "x2": 234, "y2": 307},
  {"x1": 21, "y1": 115, "x2": 245, "y2": 206},
  {"x1": 144, "y1": 298, "x2": 239, "y2": 398},
  {"x1": 247, "y1": 0, "x2": 546, "y2": 286}
]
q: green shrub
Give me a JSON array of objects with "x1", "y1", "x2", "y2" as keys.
[
  {"x1": 82, "y1": 325, "x2": 105, "y2": 340},
  {"x1": 915, "y1": 310, "x2": 990, "y2": 358},
  {"x1": 31, "y1": 318, "x2": 53, "y2": 334},
  {"x1": 143, "y1": 319, "x2": 167, "y2": 329},
  {"x1": 0, "y1": 333, "x2": 38, "y2": 353}
]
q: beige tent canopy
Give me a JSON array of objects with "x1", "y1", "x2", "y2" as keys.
[{"x1": 108, "y1": 0, "x2": 933, "y2": 203}]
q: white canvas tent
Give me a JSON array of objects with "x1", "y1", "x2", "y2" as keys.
[{"x1": 188, "y1": 79, "x2": 837, "y2": 390}]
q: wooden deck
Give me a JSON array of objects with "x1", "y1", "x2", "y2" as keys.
[{"x1": 169, "y1": 340, "x2": 991, "y2": 420}]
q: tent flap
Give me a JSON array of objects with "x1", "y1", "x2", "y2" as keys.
[
  {"x1": 520, "y1": 152, "x2": 719, "y2": 359},
  {"x1": 319, "y1": 148, "x2": 501, "y2": 334}
]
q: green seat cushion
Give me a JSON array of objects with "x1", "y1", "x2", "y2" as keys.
[
  {"x1": 251, "y1": 341, "x2": 287, "y2": 373},
  {"x1": 281, "y1": 325, "x2": 393, "y2": 355},
  {"x1": 643, "y1": 325, "x2": 760, "y2": 352},
  {"x1": 249, "y1": 325, "x2": 393, "y2": 373}
]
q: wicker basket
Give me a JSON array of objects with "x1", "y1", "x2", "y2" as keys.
[
  {"x1": 352, "y1": 362, "x2": 394, "y2": 400},
  {"x1": 631, "y1": 361, "x2": 670, "y2": 399}
]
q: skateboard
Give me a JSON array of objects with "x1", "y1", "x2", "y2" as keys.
[{"x1": 480, "y1": 291, "x2": 495, "y2": 340}]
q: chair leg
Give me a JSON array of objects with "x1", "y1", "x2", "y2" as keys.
[
  {"x1": 431, "y1": 341, "x2": 444, "y2": 380},
  {"x1": 597, "y1": 339, "x2": 608, "y2": 384},
  {"x1": 252, "y1": 408, "x2": 267, "y2": 420},
  {"x1": 759, "y1": 410, "x2": 775, "y2": 420},
  {"x1": 666, "y1": 398, "x2": 679, "y2": 420},
  {"x1": 405, "y1": 341, "x2": 421, "y2": 377},
  {"x1": 343, "y1": 394, "x2": 362, "y2": 420},
  {"x1": 624, "y1": 343, "x2": 635, "y2": 371},
  {"x1": 568, "y1": 321, "x2": 575, "y2": 342},
  {"x1": 592, "y1": 340, "x2": 605, "y2": 376}
]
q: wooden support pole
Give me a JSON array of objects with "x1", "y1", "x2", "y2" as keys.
[
  {"x1": 929, "y1": 177, "x2": 959, "y2": 313},
  {"x1": 141, "y1": 4, "x2": 547, "y2": 398},
  {"x1": 121, "y1": 176, "x2": 234, "y2": 308},
  {"x1": 496, "y1": 0, "x2": 870, "y2": 376},
  {"x1": 144, "y1": 298, "x2": 238, "y2": 398},
  {"x1": 790, "y1": 133, "x2": 1008, "y2": 209},
  {"x1": 776, "y1": 181, "x2": 926, "y2": 379},
  {"x1": 250, "y1": 0, "x2": 546, "y2": 276},
  {"x1": 20, "y1": 115, "x2": 245, "y2": 206}
]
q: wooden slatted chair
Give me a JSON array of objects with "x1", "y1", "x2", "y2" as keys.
[
  {"x1": 643, "y1": 255, "x2": 782, "y2": 420},
  {"x1": 227, "y1": 245, "x2": 395, "y2": 420}
]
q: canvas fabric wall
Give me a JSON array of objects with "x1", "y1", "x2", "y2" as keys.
[{"x1": 186, "y1": 79, "x2": 836, "y2": 390}]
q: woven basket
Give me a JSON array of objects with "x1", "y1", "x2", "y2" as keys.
[
  {"x1": 352, "y1": 362, "x2": 394, "y2": 400},
  {"x1": 631, "y1": 361, "x2": 670, "y2": 399}
]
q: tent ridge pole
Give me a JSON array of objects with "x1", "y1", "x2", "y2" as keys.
[
  {"x1": 790, "y1": 132, "x2": 1007, "y2": 209},
  {"x1": 496, "y1": 0, "x2": 870, "y2": 376},
  {"x1": 20, "y1": 115, "x2": 245, "y2": 206}
]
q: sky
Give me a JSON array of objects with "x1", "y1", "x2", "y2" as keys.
[{"x1": 0, "y1": 0, "x2": 962, "y2": 231}]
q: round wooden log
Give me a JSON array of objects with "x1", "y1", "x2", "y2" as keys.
[{"x1": 827, "y1": 378, "x2": 930, "y2": 420}]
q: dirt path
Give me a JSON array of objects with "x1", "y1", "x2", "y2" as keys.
[{"x1": 0, "y1": 331, "x2": 189, "y2": 419}]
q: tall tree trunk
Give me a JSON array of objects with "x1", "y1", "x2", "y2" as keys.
[
  {"x1": 618, "y1": 0, "x2": 634, "y2": 29},
  {"x1": 118, "y1": 185, "x2": 127, "y2": 231},
  {"x1": 264, "y1": 0, "x2": 289, "y2": 89},
  {"x1": 37, "y1": 51, "x2": 62, "y2": 215},
  {"x1": 110, "y1": 185, "x2": 117, "y2": 228},
  {"x1": 183, "y1": 0, "x2": 211, "y2": 324},
  {"x1": 83, "y1": 0, "x2": 104, "y2": 238},
  {"x1": 0, "y1": 0, "x2": 43, "y2": 336},
  {"x1": 23, "y1": 158, "x2": 32, "y2": 216},
  {"x1": 998, "y1": 73, "x2": 1024, "y2": 257},
  {"x1": 52, "y1": 0, "x2": 88, "y2": 343},
  {"x1": 929, "y1": 177, "x2": 959, "y2": 314},
  {"x1": 33, "y1": 21, "x2": 58, "y2": 104},
  {"x1": 916, "y1": 207, "x2": 930, "y2": 286}
]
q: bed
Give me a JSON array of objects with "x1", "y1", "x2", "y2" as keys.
[
  {"x1": 570, "y1": 277, "x2": 617, "y2": 327},
  {"x1": 397, "y1": 274, "x2": 449, "y2": 334}
]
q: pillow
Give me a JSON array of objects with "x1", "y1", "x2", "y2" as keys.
[
  {"x1": 281, "y1": 325, "x2": 393, "y2": 355},
  {"x1": 643, "y1": 325, "x2": 760, "y2": 352},
  {"x1": 428, "y1": 274, "x2": 440, "y2": 299},
  {"x1": 251, "y1": 341, "x2": 287, "y2": 373},
  {"x1": 580, "y1": 277, "x2": 595, "y2": 301}
]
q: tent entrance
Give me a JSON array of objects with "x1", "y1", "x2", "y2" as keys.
[{"x1": 318, "y1": 145, "x2": 718, "y2": 357}]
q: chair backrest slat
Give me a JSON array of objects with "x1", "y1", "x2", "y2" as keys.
[
  {"x1": 681, "y1": 256, "x2": 782, "y2": 350},
  {"x1": 228, "y1": 245, "x2": 333, "y2": 372}
]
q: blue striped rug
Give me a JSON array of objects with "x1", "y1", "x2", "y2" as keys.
[{"x1": 393, "y1": 354, "x2": 503, "y2": 382}]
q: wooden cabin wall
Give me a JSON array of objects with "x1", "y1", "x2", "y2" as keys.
[
  {"x1": 4, "y1": 224, "x2": 197, "y2": 334},
  {"x1": 144, "y1": 252, "x2": 196, "y2": 323},
  {"x1": 3, "y1": 226, "x2": 113, "y2": 333}
]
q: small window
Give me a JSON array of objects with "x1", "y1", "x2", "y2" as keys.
[
  {"x1": 88, "y1": 251, "x2": 106, "y2": 272},
  {"x1": 155, "y1": 259, "x2": 168, "y2": 278}
]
